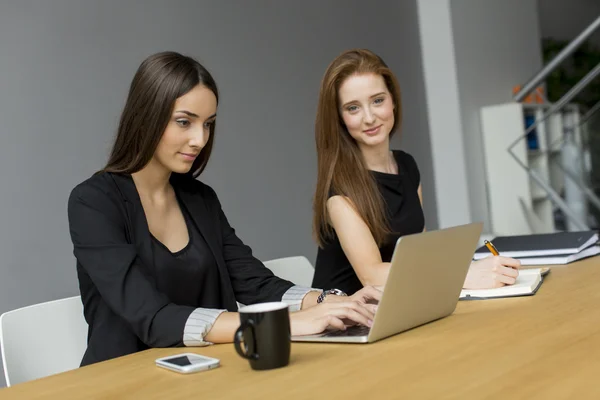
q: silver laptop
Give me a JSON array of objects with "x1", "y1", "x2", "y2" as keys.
[{"x1": 292, "y1": 222, "x2": 483, "y2": 343}]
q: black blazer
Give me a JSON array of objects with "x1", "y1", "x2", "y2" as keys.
[{"x1": 68, "y1": 172, "x2": 294, "y2": 366}]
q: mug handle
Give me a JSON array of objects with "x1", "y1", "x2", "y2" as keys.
[{"x1": 234, "y1": 319, "x2": 259, "y2": 360}]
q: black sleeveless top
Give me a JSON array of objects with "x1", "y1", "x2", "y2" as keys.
[{"x1": 312, "y1": 150, "x2": 425, "y2": 295}]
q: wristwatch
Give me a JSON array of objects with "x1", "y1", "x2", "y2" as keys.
[{"x1": 317, "y1": 288, "x2": 347, "y2": 303}]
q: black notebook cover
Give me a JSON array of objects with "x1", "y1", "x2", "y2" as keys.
[{"x1": 474, "y1": 231, "x2": 598, "y2": 258}]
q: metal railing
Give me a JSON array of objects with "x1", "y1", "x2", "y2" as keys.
[
  {"x1": 507, "y1": 15, "x2": 600, "y2": 231},
  {"x1": 514, "y1": 16, "x2": 600, "y2": 102},
  {"x1": 539, "y1": 103, "x2": 600, "y2": 213}
]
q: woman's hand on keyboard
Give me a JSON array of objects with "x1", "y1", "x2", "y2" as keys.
[
  {"x1": 350, "y1": 285, "x2": 382, "y2": 305},
  {"x1": 290, "y1": 300, "x2": 377, "y2": 336},
  {"x1": 322, "y1": 285, "x2": 382, "y2": 306}
]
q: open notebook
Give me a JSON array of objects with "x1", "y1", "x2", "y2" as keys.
[{"x1": 459, "y1": 268, "x2": 547, "y2": 300}]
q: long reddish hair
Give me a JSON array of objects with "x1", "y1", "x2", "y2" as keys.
[{"x1": 313, "y1": 49, "x2": 402, "y2": 247}]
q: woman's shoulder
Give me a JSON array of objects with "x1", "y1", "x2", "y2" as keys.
[
  {"x1": 70, "y1": 172, "x2": 118, "y2": 200},
  {"x1": 391, "y1": 149, "x2": 418, "y2": 169},
  {"x1": 392, "y1": 150, "x2": 420, "y2": 185},
  {"x1": 69, "y1": 172, "x2": 130, "y2": 210},
  {"x1": 67, "y1": 172, "x2": 131, "y2": 225},
  {"x1": 392, "y1": 150, "x2": 417, "y2": 167},
  {"x1": 71, "y1": 172, "x2": 217, "y2": 202}
]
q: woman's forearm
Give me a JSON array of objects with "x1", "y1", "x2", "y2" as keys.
[
  {"x1": 356, "y1": 262, "x2": 391, "y2": 287},
  {"x1": 301, "y1": 291, "x2": 321, "y2": 309},
  {"x1": 204, "y1": 291, "x2": 325, "y2": 341},
  {"x1": 302, "y1": 262, "x2": 390, "y2": 308},
  {"x1": 203, "y1": 312, "x2": 240, "y2": 343}
]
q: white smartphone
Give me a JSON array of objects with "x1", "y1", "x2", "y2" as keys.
[{"x1": 155, "y1": 353, "x2": 220, "y2": 374}]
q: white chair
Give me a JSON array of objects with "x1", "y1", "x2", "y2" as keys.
[
  {"x1": 0, "y1": 296, "x2": 88, "y2": 386},
  {"x1": 263, "y1": 256, "x2": 315, "y2": 288}
]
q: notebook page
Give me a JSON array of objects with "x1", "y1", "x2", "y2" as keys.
[{"x1": 460, "y1": 269, "x2": 542, "y2": 299}]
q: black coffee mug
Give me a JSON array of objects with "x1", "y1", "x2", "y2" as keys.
[{"x1": 234, "y1": 302, "x2": 291, "y2": 370}]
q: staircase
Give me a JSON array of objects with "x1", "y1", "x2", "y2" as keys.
[{"x1": 509, "y1": 15, "x2": 600, "y2": 232}]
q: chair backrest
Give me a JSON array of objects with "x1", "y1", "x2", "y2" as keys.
[
  {"x1": 0, "y1": 296, "x2": 88, "y2": 386},
  {"x1": 263, "y1": 256, "x2": 315, "y2": 287}
]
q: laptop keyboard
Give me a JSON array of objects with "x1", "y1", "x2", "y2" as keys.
[{"x1": 322, "y1": 325, "x2": 371, "y2": 337}]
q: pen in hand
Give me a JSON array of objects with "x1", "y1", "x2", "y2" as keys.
[
  {"x1": 484, "y1": 239, "x2": 519, "y2": 271},
  {"x1": 483, "y1": 240, "x2": 499, "y2": 256}
]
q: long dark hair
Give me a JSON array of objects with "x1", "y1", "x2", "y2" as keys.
[
  {"x1": 102, "y1": 51, "x2": 219, "y2": 178},
  {"x1": 313, "y1": 49, "x2": 402, "y2": 247}
]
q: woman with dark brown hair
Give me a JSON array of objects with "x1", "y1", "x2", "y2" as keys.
[
  {"x1": 312, "y1": 49, "x2": 520, "y2": 295},
  {"x1": 68, "y1": 51, "x2": 380, "y2": 366}
]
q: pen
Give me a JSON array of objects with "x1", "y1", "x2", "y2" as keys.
[
  {"x1": 484, "y1": 240, "x2": 499, "y2": 256},
  {"x1": 484, "y1": 239, "x2": 519, "y2": 272}
]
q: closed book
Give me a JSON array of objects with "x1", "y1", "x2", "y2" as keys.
[
  {"x1": 473, "y1": 231, "x2": 598, "y2": 259},
  {"x1": 511, "y1": 245, "x2": 600, "y2": 266}
]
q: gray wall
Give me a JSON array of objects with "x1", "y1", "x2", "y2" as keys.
[
  {"x1": 0, "y1": 0, "x2": 433, "y2": 387},
  {"x1": 450, "y1": 0, "x2": 543, "y2": 231}
]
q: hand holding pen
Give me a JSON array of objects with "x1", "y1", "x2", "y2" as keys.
[
  {"x1": 463, "y1": 240, "x2": 521, "y2": 289},
  {"x1": 484, "y1": 239, "x2": 499, "y2": 256},
  {"x1": 484, "y1": 240, "x2": 520, "y2": 271}
]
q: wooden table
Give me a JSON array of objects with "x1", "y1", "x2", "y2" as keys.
[{"x1": 2, "y1": 259, "x2": 600, "y2": 399}]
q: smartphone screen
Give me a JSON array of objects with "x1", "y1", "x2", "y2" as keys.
[
  {"x1": 164, "y1": 355, "x2": 195, "y2": 367},
  {"x1": 159, "y1": 354, "x2": 218, "y2": 368}
]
